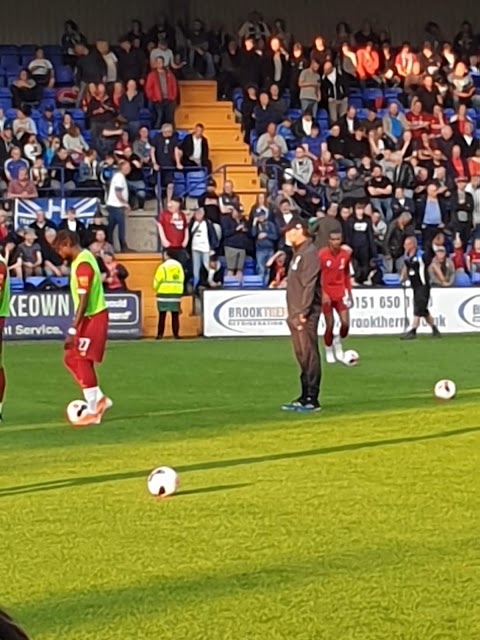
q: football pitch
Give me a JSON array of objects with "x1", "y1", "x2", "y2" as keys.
[{"x1": 2, "y1": 336, "x2": 480, "y2": 640}]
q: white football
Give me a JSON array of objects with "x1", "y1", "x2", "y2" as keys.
[
  {"x1": 434, "y1": 379, "x2": 456, "y2": 401},
  {"x1": 147, "y1": 466, "x2": 179, "y2": 497},
  {"x1": 66, "y1": 400, "x2": 89, "y2": 425},
  {"x1": 343, "y1": 349, "x2": 359, "y2": 367}
]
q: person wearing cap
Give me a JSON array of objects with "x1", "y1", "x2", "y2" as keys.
[
  {"x1": 282, "y1": 218, "x2": 322, "y2": 413},
  {"x1": 17, "y1": 228, "x2": 43, "y2": 279},
  {"x1": 428, "y1": 245, "x2": 455, "y2": 287}
]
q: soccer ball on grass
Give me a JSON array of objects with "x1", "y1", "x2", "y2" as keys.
[
  {"x1": 434, "y1": 380, "x2": 456, "y2": 401},
  {"x1": 66, "y1": 400, "x2": 89, "y2": 425},
  {"x1": 147, "y1": 467, "x2": 179, "y2": 497},
  {"x1": 343, "y1": 350, "x2": 359, "y2": 367}
]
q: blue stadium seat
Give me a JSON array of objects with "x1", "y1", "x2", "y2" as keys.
[
  {"x1": 0, "y1": 46, "x2": 19, "y2": 55},
  {"x1": 19, "y1": 45, "x2": 35, "y2": 55},
  {"x1": 6, "y1": 108, "x2": 17, "y2": 120},
  {"x1": 0, "y1": 98, "x2": 11, "y2": 110},
  {"x1": 177, "y1": 129, "x2": 188, "y2": 141},
  {"x1": 49, "y1": 277, "x2": 69, "y2": 288},
  {"x1": 20, "y1": 55, "x2": 33, "y2": 67},
  {"x1": 242, "y1": 275, "x2": 264, "y2": 288},
  {"x1": 9, "y1": 277, "x2": 24, "y2": 292},
  {"x1": 249, "y1": 130, "x2": 258, "y2": 150},
  {"x1": 186, "y1": 169, "x2": 207, "y2": 197},
  {"x1": 56, "y1": 66, "x2": 74, "y2": 85},
  {"x1": 25, "y1": 277, "x2": 46, "y2": 289},
  {"x1": 223, "y1": 276, "x2": 241, "y2": 289},
  {"x1": 244, "y1": 257, "x2": 256, "y2": 275},
  {"x1": 363, "y1": 88, "x2": 383, "y2": 103},
  {"x1": 383, "y1": 274, "x2": 401, "y2": 286},
  {"x1": 173, "y1": 171, "x2": 186, "y2": 197},
  {"x1": 471, "y1": 272, "x2": 480, "y2": 285},
  {"x1": 82, "y1": 130, "x2": 92, "y2": 144},
  {"x1": 455, "y1": 272, "x2": 472, "y2": 287},
  {"x1": 43, "y1": 88, "x2": 56, "y2": 100},
  {"x1": 0, "y1": 55, "x2": 19, "y2": 67},
  {"x1": 348, "y1": 97, "x2": 363, "y2": 109},
  {"x1": 286, "y1": 108, "x2": 302, "y2": 120}
]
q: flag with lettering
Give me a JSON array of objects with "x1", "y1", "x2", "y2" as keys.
[{"x1": 14, "y1": 197, "x2": 99, "y2": 229}]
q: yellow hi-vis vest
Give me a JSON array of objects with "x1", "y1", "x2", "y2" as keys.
[{"x1": 153, "y1": 259, "x2": 185, "y2": 300}]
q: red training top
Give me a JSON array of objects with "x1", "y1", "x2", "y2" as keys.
[{"x1": 318, "y1": 246, "x2": 351, "y2": 299}]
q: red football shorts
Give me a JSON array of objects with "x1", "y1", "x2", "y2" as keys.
[
  {"x1": 75, "y1": 309, "x2": 109, "y2": 363},
  {"x1": 322, "y1": 298, "x2": 348, "y2": 316}
]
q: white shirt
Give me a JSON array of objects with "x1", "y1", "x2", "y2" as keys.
[
  {"x1": 107, "y1": 171, "x2": 129, "y2": 207},
  {"x1": 302, "y1": 118, "x2": 312, "y2": 136},
  {"x1": 191, "y1": 220, "x2": 210, "y2": 252},
  {"x1": 273, "y1": 55, "x2": 282, "y2": 82},
  {"x1": 192, "y1": 136, "x2": 202, "y2": 162},
  {"x1": 347, "y1": 117, "x2": 355, "y2": 133},
  {"x1": 28, "y1": 58, "x2": 53, "y2": 77},
  {"x1": 103, "y1": 52, "x2": 118, "y2": 83},
  {"x1": 67, "y1": 220, "x2": 77, "y2": 231}
]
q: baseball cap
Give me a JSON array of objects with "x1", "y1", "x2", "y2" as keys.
[{"x1": 282, "y1": 217, "x2": 309, "y2": 234}]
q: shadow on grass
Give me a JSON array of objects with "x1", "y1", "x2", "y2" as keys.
[{"x1": 1, "y1": 424, "x2": 479, "y2": 499}]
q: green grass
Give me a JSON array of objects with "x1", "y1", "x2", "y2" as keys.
[{"x1": 1, "y1": 336, "x2": 480, "y2": 640}]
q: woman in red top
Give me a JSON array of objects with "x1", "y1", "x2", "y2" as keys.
[
  {"x1": 314, "y1": 150, "x2": 337, "y2": 182},
  {"x1": 111, "y1": 82, "x2": 124, "y2": 110},
  {"x1": 468, "y1": 148, "x2": 480, "y2": 178},
  {"x1": 449, "y1": 144, "x2": 470, "y2": 180}
]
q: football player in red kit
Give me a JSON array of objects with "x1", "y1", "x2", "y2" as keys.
[{"x1": 318, "y1": 231, "x2": 353, "y2": 363}]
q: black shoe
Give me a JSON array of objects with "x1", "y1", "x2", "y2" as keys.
[
  {"x1": 156, "y1": 335, "x2": 163, "y2": 340},
  {"x1": 401, "y1": 330, "x2": 417, "y2": 341},
  {"x1": 432, "y1": 326, "x2": 442, "y2": 338}
]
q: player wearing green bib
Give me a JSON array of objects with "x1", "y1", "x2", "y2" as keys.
[
  {"x1": 54, "y1": 230, "x2": 111, "y2": 427},
  {"x1": 0, "y1": 253, "x2": 9, "y2": 421}
]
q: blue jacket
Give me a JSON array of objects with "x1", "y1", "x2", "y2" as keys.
[
  {"x1": 38, "y1": 117, "x2": 59, "y2": 141},
  {"x1": 251, "y1": 219, "x2": 278, "y2": 250}
]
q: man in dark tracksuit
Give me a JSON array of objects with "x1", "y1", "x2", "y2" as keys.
[{"x1": 282, "y1": 218, "x2": 322, "y2": 413}]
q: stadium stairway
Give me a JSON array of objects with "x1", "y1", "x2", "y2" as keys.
[
  {"x1": 119, "y1": 253, "x2": 200, "y2": 338},
  {"x1": 177, "y1": 81, "x2": 263, "y2": 211}
]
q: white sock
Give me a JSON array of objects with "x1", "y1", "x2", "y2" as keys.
[
  {"x1": 0, "y1": 402, "x2": 3, "y2": 414},
  {"x1": 83, "y1": 387, "x2": 100, "y2": 414}
]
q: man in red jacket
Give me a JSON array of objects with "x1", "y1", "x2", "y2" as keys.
[{"x1": 145, "y1": 57, "x2": 178, "y2": 128}]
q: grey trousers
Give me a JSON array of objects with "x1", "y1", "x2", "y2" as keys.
[{"x1": 287, "y1": 312, "x2": 321, "y2": 402}]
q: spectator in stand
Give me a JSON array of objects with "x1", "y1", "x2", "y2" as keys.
[
  {"x1": 419, "y1": 182, "x2": 448, "y2": 246},
  {"x1": 292, "y1": 110, "x2": 314, "y2": 139},
  {"x1": 238, "y1": 11, "x2": 270, "y2": 42},
  {"x1": 384, "y1": 211, "x2": 414, "y2": 273},
  {"x1": 219, "y1": 180, "x2": 243, "y2": 216},
  {"x1": 395, "y1": 43, "x2": 417, "y2": 80},
  {"x1": 218, "y1": 39, "x2": 242, "y2": 99},
  {"x1": 85, "y1": 210, "x2": 109, "y2": 245},
  {"x1": 30, "y1": 156, "x2": 49, "y2": 193},
  {"x1": 269, "y1": 83, "x2": 287, "y2": 122},
  {"x1": 436, "y1": 125, "x2": 455, "y2": 159},
  {"x1": 221, "y1": 208, "x2": 248, "y2": 279},
  {"x1": 290, "y1": 146, "x2": 314, "y2": 186},
  {"x1": 119, "y1": 79, "x2": 143, "y2": 141},
  {"x1": 62, "y1": 124, "x2": 89, "y2": 160},
  {"x1": 406, "y1": 99, "x2": 430, "y2": 141},
  {"x1": 368, "y1": 164, "x2": 393, "y2": 221},
  {"x1": 74, "y1": 42, "x2": 108, "y2": 107},
  {"x1": 339, "y1": 105, "x2": 359, "y2": 138},
  {"x1": 87, "y1": 83, "x2": 116, "y2": 149},
  {"x1": 338, "y1": 42, "x2": 357, "y2": 89},
  {"x1": 150, "y1": 123, "x2": 182, "y2": 204},
  {"x1": 18, "y1": 228, "x2": 43, "y2": 278},
  {"x1": 10, "y1": 70, "x2": 42, "y2": 109},
  {"x1": 43, "y1": 228, "x2": 70, "y2": 277},
  {"x1": 106, "y1": 160, "x2": 131, "y2": 252},
  {"x1": 450, "y1": 176, "x2": 474, "y2": 248},
  {"x1": 62, "y1": 19, "x2": 87, "y2": 63},
  {"x1": 379, "y1": 42, "x2": 401, "y2": 87},
  {"x1": 448, "y1": 61, "x2": 480, "y2": 108},
  {"x1": 181, "y1": 123, "x2": 211, "y2": 172},
  {"x1": 403, "y1": 61, "x2": 425, "y2": 103},
  {"x1": 415, "y1": 75, "x2": 441, "y2": 114},
  {"x1": 361, "y1": 106, "x2": 382, "y2": 133},
  {"x1": 344, "y1": 127, "x2": 370, "y2": 165},
  {"x1": 133, "y1": 126, "x2": 152, "y2": 166},
  {"x1": 392, "y1": 186, "x2": 416, "y2": 219},
  {"x1": 450, "y1": 103, "x2": 474, "y2": 137},
  {"x1": 267, "y1": 249, "x2": 289, "y2": 288},
  {"x1": 0, "y1": 108, "x2": 11, "y2": 135},
  {"x1": 356, "y1": 40, "x2": 381, "y2": 87},
  {"x1": 187, "y1": 19, "x2": 215, "y2": 79},
  {"x1": 341, "y1": 165, "x2": 367, "y2": 206},
  {"x1": 428, "y1": 246, "x2": 455, "y2": 286},
  {"x1": 468, "y1": 148, "x2": 480, "y2": 177},
  {"x1": 253, "y1": 92, "x2": 280, "y2": 136},
  {"x1": 252, "y1": 206, "x2": 278, "y2": 283},
  {"x1": 37, "y1": 107, "x2": 58, "y2": 141},
  {"x1": 264, "y1": 37, "x2": 289, "y2": 94},
  {"x1": 117, "y1": 36, "x2": 145, "y2": 85},
  {"x1": 382, "y1": 102, "x2": 407, "y2": 149},
  {"x1": 346, "y1": 202, "x2": 377, "y2": 283},
  {"x1": 241, "y1": 84, "x2": 258, "y2": 144},
  {"x1": 371, "y1": 210, "x2": 387, "y2": 255},
  {"x1": 12, "y1": 108, "x2": 37, "y2": 144},
  {"x1": 29, "y1": 210, "x2": 56, "y2": 248},
  {"x1": 309, "y1": 35, "x2": 332, "y2": 71},
  {"x1": 418, "y1": 41, "x2": 442, "y2": 76},
  {"x1": 189, "y1": 206, "x2": 218, "y2": 286},
  {"x1": 103, "y1": 249, "x2": 129, "y2": 291},
  {"x1": 7, "y1": 166, "x2": 38, "y2": 199},
  {"x1": 50, "y1": 147, "x2": 77, "y2": 196},
  {"x1": 322, "y1": 61, "x2": 348, "y2": 124},
  {"x1": 466, "y1": 237, "x2": 480, "y2": 273},
  {"x1": 145, "y1": 57, "x2": 178, "y2": 128},
  {"x1": 263, "y1": 144, "x2": 290, "y2": 190},
  {"x1": 123, "y1": 146, "x2": 146, "y2": 211},
  {"x1": 288, "y1": 43, "x2": 307, "y2": 109},
  {"x1": 302, "y1": 122, "x2": 322, "y2": 158},
  {"x1": 4, "y1": 147, "x2": 29, "y2": 183},
  {"x1": 298, "y1": 60, "x2": 321, "y2": 117},
  {"x1": 24, "y1": 134, "x2": 43, "y2": 164},
  {"x1": 327, "y1": 123, "x2": 350, "y2": 169},
  {"x1": 28, "y1": 47, "x2": 55, "y2": 87},
  {"x1": 256, "y1": 122, "x2": 288, "y2": 160},
  {"x1": 59, "y1": 207, "x2": 86, "y2": 244},
  {"x1": 157, "y1": 196, "x2": 189, "y2": 272}
]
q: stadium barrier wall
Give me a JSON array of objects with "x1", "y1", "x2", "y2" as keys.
[
  {"x1": 203, "y1": 288, "x2": 480, "y2": 337},
  {"x1": 5, "y1": 291, "x2": 142, "y2": 340}
]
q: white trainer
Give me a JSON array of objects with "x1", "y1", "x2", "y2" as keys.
[
  {"x1": 333, "y1": 337, "x2": 344, "y2": 362},
  {"x1": 325, "y1": 346, "x2": 336, "y2": 364}
]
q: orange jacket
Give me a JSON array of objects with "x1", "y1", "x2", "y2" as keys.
[{"x1": 356, "y1": 49, "x2": 379, "y2": 78}]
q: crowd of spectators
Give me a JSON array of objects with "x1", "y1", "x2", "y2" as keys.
[{"x1": 2, "y1": 15, "x2": 480, "y2": 290}]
